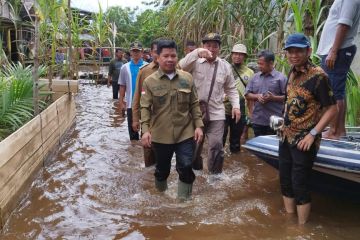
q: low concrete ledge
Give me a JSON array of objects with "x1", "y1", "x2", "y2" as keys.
[{"x1": 0, "y1": 94, "x2": 76, "y2": 229}]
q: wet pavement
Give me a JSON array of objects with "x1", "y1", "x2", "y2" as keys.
[{"x1": 1, "y1": 84, "x2": 360, "y2": 239}]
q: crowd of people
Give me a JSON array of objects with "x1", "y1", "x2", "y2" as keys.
[{"x1": 107, "y1": 0, "x2": 359, "y2": 225}]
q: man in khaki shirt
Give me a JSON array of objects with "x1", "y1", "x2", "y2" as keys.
[
  {"x1": 132, "y1": 40, "x2": 159, "y2": 167},
  {"x1": 179, "y1": 33, "x2": 241, "y2": 174},
  {"x1": 140, "y1": 40, "x2": 203, "y2": 201},
  {"x1": 223, "y1": 44, "x2": 254, "y2": 153}
]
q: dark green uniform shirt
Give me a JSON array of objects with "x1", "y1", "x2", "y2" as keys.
[{"x1": 140, "y1": 69, "x2": 204, "y2": 144}]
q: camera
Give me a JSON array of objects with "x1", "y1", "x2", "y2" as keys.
[{"x1": 269, "y1": 115, "x2": 284, "y2": 131}]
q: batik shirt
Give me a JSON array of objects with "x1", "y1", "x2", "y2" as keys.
[{"x1": 281, "y1": 61, "x2": 336, "y2": 147}]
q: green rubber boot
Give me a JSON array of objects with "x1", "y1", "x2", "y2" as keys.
[
  {"x1": 155, "y1": 179, "x2": 167, "y2": 192},
  {"x1": 177, "y1": 181, "x2": 192, "y2": 201}
]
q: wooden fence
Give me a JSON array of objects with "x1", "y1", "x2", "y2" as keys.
[{"x1": 0, "y1": 94, "x2": 76, "y2": 229}]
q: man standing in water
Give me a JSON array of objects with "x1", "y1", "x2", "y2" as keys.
[
  {"x1": 118, "y1": 42, "x2": 147, "y2": 140},
  {"x1": 108, "y1": 48, "x2": 124, "y2": 99},
  {"x1": 140, "y1": 40, "x2": 203, "y2": 201},
  {"x1": 179, "y1": 33, "x2": 240, "y2": 174},
  {"x1": 132, "y1": 40, "x2": 159, "y2": 167},
  {"x1": 280, "y1": 33, "x2": 337, "y2": 224},
  {"x1": 223, "y1": 44, "x2": 254, "y2": 153},
  {"x1": 317, "y1": 0, "x2": 360, "y2": 139}
]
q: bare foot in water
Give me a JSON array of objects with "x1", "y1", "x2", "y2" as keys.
[{"x1": 322, "y1": 129, "x2": 345, "y2": 140}]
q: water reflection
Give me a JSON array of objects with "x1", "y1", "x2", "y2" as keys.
[{"x1": 1, "y1": 84, "x2": 359, "y2": 240}]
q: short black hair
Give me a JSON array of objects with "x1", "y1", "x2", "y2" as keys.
[
  {"x1": 156, "y1": 40, "x2": 177, "y2": 55},
  {"x1": 186, "y1": 40, "x2": 196, "y2": 47},
  {"x1": 257, "y1": 50, "x2": 275, "y2": 63},
  {"x1": 150, "y1": 40, "x2": 158, "y2": 51},
  {"x1": 115, "y1": 48, "x2": 123, "y2": 53}
]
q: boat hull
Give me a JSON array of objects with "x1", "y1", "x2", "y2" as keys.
[{"x1": 243, "y1": 135, "x2": 360, "y2": 201}]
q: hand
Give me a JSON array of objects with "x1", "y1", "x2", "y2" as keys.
[
  {"x1": 197, "y1": 48, "x2": 213, "y2": 60},
  {"x1": 132, "y1": 121, "x2": 140, "y2": 132},
  {"x1": 107, "y1": 81, "x2": 111, "y2": 88},
  {"x1": 194, "y1": 127, "x2": 203, "y2": 144},
  {"x1": 232, "y1": 108, "x2": 241, "y2": 123},
  {"x1": 263, "y1": 91, "x2": 274, "y2": 103},
  {"x1": 325, "y1": 49, "x2": 337, "y2": 70},
  {"x1": 141, "y1": 132, "x2": 152, "y2": 148},
  {"x1": 297, "y1": 134, "x2": 315, "y2": 151},
  {"x1": 118, "y1": 101, "x2": 126, "y2": 116},
  {"x1": 257, "y1": 94, "x2": 266, "y2": 104}
]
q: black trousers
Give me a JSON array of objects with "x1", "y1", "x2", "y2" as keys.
[
  {"x1": 112, "y1": 81, "x2": 119, "y2": 99},
  {"x1": 279, "y1": 140, "x2": 317, "y2": 205},
  {"x1": 152, "y1": 138, "x2": 195, "y2": 184},
  {"x1": 223, "y1": 115, "x2": 246, "y2": 153},
  {"x1": 252, "y1": 124, "x2": 275, "y2": 137},
  {"x1": 126, "y1": 108, "x2": 139, "y2": 140}
]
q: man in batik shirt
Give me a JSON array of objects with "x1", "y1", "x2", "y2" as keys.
[{"x1": 280, "y1": 33, "x2": 337, "y2": 224}]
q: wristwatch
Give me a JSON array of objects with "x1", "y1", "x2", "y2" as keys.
[{"x1": 310, "y1": 128, "x2": 318, "y2": 137}]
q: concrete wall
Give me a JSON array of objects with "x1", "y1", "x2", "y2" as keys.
[{"x1": 0, "y1": 94, "x2": 76, "y2": 229}]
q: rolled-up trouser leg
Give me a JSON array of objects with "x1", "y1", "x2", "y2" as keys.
[
  {"x1": 279, "y1": 140, "x2": 317, "y2": 205},
  {"x1": 207, "y1": 120, "x2": 225, "y2": 174},
  {"x1": 290, "y1": 143, "x2": 316, "y2": 205},
  {"x1": 175, "y1": 138, "x2": 195, "y2": 184},
  {"x1": 152, "y1": 142, "x2": 174, "y2": 182},
  {"x1": 279, "y1": 140, "x2": 294, "y2": 198}
]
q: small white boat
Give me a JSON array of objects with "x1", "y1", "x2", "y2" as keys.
[{"x1": 243, "y1": 133, "x2": 360, "y2": 200}]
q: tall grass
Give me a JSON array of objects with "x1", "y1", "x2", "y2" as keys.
[{"x1": 346, "y1": 70, "x2": 360, "y2": 126}]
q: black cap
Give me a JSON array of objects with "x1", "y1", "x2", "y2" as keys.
[
  {"x1": 202, "y1": 33, "x2": 221, "y2": 44},
  {"x1": 130, "y1": 42, "x2": 143, "y2": 50}
]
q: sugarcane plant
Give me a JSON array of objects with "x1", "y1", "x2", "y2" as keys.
[{"x1": 89, "y1": 2, "x2": 111, "y2": 85}]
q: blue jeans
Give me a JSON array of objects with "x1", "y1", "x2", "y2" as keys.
[
  {"x1": 152, "y1": 138, "x2": 195, "y2": 184},
  {"x1": 321, "y1": 45, "x2": 357, "y2": 100}
]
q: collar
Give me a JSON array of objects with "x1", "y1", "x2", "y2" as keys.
[
  {"x1": 130, "y1": 59, "x2": 143, "y2": 66},
  {"x1": 158, "y1": 68, "x2": 178, "y2": 79},
  {"x1": 260, "y1": 68, "x2": 276, "y2": 77},
  {"x1": 291, "y1": 60, "x2": 314, "y2": 75},
  {"x1": 149, "y1": 61, "x2": 158, "y2": 69},
  {"x1": 199, "y1": 56, "x2": 220, "y2": 64}
]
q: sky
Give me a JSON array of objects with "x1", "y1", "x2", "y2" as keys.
[{"x1": 71, "y1": 0, "x2": 155, "y2": 13}]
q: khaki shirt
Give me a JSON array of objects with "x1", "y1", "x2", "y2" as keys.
[
  {"x1": 132, "y1": 61, "x2": 159, "y2": 123},
  {"x1": 224, "y1": 64, "x2": 254, "y2": 115},
  {"x1": 179, "y1": 49, "x2": 240, "y2": 121},
  {"x1": 140, "y1": 69, "x2": 204, "y2": 144}
]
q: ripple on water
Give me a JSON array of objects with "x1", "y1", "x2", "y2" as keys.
[{"x1": 1, "y1": 84, "x2": 360, "y2": 240}]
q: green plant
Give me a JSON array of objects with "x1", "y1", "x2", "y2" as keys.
[
  {"x1": 0, "y1": 63, "x2": 48, "y2": 140},
  {"x1": 346, "y1": 70, "x2": 360, "y2": 126}
]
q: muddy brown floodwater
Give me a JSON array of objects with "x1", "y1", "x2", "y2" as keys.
[{"x1": 1, "y1": 84, "x2": 360, "y2": 240}]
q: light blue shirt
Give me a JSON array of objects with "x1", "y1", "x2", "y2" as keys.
[{"x1": 317, "y1": 0, "x2": 360, "y2": 55}]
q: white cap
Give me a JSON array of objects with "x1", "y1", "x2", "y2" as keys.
[{"x1": 231, "y1": 44, "x2": 247, "y2": 55}]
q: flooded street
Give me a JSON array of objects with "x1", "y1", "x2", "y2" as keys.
[{"x1": 1, "y1": 84, "x2": 360, "y2": 240}]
